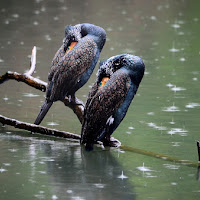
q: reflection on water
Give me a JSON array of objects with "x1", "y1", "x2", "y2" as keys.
[
  {"x1": 1, "y1": 0, "x2": 200, "y2": 199},
  {"x1": 0, "y1": 132, "x2": 135, "y2": 200}
]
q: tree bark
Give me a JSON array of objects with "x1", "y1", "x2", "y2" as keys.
[{"x1": 0, "y1": 114, "x2": 81, "y2": 140}]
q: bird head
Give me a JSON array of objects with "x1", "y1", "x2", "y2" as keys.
[
  {"x1": 97, "y1": 54, "x2": 145, "y2": 87},
  {"x1": 63, "y1": 24, "x2": 82, "y2": 52}
]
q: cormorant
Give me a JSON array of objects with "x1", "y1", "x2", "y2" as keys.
[
  {"x1": 34, "y1": 23, "x2": 106, "y2": 125},
  {"x1": 81, "y1": 54, "x2": 145, "y2": 150}
]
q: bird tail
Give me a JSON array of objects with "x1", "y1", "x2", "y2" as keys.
[{"x1": 34, "y1": 100, "x2": 53, "y2": 125}]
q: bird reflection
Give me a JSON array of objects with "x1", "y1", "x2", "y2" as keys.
[
  {"x1": 42, "y1": 144, "x2": 136, "y2": 200},
  {"x1": 34, "y1": 23, "x2": 106, "y2": 125},
  {"x1": 81, "y1": 54, "x2": 145, "y2": 150}
]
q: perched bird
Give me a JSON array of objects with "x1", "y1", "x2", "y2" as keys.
[
  {"x1": 34, "y1": 23, "x2": 106, "y2": 125},
  {"x1": 81, "y1": 54, "x2": 145, "y2": 150}
]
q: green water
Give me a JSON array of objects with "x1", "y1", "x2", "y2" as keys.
[{"x1": 0, "y1": 0, "x2": 200, "y2": 199}]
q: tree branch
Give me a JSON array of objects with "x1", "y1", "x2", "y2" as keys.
[{"x1": 0, "y1": 114, "x2": 81, "y2": 140}]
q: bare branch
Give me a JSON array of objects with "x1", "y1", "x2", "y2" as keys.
[
  {"x1": 25, "y1": 46, "x2": 37, "y2": 76},
  {"x1": 0, "y1": 114, "x2": 81, "y2": 140},
  {"x1": 0, "y1": 71, "x2": 47, "y2": 91}
]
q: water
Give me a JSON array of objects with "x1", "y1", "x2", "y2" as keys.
[{"x1": 0, "y1": 0, "x2": 200, "y2": 199}]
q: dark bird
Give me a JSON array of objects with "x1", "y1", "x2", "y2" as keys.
[
  {"x1": 34, "y1": 23, "x2": 106, "y2": 125},
  {"x1": 81, "y1": 54, "x2": 145, "y2": 150}
]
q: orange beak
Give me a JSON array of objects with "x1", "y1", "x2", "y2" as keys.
[
  {"x1": 99, "y1": 77, "x2": 109, "y2": 88},
  {"x1": 66, "y1": 42, "x2": 77, "y2": 53}
]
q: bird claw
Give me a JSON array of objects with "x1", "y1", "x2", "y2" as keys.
[
  {"x1": 64, "y1": 95, "x2": 84, "y2": 107},
  {"x1": 102, "y1": 137, "x2": 121, "y2": 148}
]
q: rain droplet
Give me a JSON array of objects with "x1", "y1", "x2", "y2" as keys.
[
  {"x1": 0, "y1": 168, "x2": 7, "y2": 173},
  {"x1": 171, "y1": 24, "x2": 180, "y2": 29},
  {"x1": 169, "y1": 48, "x2": 180, "y2": 52},
  {"x1": 150, "y1": 16, "x2": 157, "y2": 21},
  {"x1": 137, "y1": 163, "x2": 152, "y2": 172},
  {"x1": 179, "y1": 57, "x2": 186, "y2": 62},
  {"x1": 117, "y1": 171, "x2": 128, "y2": 180},
  {"x1": 185, "y1": 103, "x2": 200, "y2": 108},
  {"x1": 52, "y1": 195, "x2": 58, "y2": 200}
]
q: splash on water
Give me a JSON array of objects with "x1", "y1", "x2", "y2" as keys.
[
  {"x1": 137, "y1": 163, "x2": 152, "y2": 172},
  {"x1": 0, "y1": 168, "x2": 7, "y2": 173},
  {"x1": 47, "y1": 122, "x2": 59, "y2": 126},
  {"x1": 117, "y1": 171, "x2": 128, "y2": 180},
  {"x1": 163, "y1": 164, "x2": 180, "y2": 170},
  {"x1": 23, "y1": 93, "x2": 40, "y2": 97},
  {"x1": 185, "y1": 103, "x2": 200, "y2": 108},
  {"x1": 162, "y1": 103, "x2": 180, "y2": 112},
  {"x1": 168, "y1": 128, "x2": 188, "y2": 136}
]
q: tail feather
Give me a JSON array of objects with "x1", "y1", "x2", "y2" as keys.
[{"x1": 34, "y1": 100, "x2": 53, "y2": 125}]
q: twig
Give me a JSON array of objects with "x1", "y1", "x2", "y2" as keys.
[
  {"x1": 25, "y1": 46, "x2": 37, "y2": 76},
  {"x1": 0, "y1": 114, "x2": 81, "y2": 140}
]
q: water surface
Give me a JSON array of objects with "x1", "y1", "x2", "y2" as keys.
[{"x1": 0, "y1": 0, "x2": 200, "y2": 199}]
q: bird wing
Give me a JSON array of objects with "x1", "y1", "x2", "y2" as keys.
[
  {"x1": 47, "y1": 36, "x2": 97, "y2": 101},
  {"x1": 82, "y1": 69, "x2": 131, "y2": 142}
]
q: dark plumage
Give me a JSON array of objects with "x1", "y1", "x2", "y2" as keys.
[
  {"x1": 81, "y1": 54, "x2": 145, "y2": 150},
  {"x1": 34, "y1": 23, "x2": 106, "y2": 125}
]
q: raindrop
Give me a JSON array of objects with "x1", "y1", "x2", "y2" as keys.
[
  {"x1": 147, "y1": 112, "x2": 155, "y2": 115},
  {"x1": 8, "y1": 148, "x2": 18, "y2": 152},
  {"x1": 167, "y1": 128, "x2": 188, "y2": 136},
  {"x1": 128, "y1": 126, "x2": 134, "y2": 130},
  {"x1": 137, "y1": 163, "x2": 152, "y2": 172},
  {"x1": 3, "y1": 163, "x2": 11, "y2": 166},
  {"x1": 23, "y1": 93, "x2": 39, "y2": 97},
  {"x1": 106, "y1": 27, "x2": 112, "y2": 32},
  {"x1": 41, "y1": 7, "x2": 46, "y2": 12},
  {"x1": 3, "y1": 96, "x2": 9, "y2": 101},
  {"x1": 54, "y1": 16, "x2": 59, "y2": 21},
  {"x1": 166, "y1": 83, "x2": 174, "y2": 88},
  {"x1": 171, "y1": 24, "x2": 180, "y2": 29},
  {"x1": 38, "y1": 171, "x2": 47, "y2": 174},
  {"x1": 178, "y1": 31, "x2": 184, "y2": 35},
  {"x1": 162, "y1": 103, "x2": 180, "y2": 112},
  {"x1": 34, "y1": 10, "x2": 40, "y2": 15},
  {"x1": 171, "y1": 86, "x2": 186, "y2": 92},
  {"x1": 0, "y1": 58, "x2": 4, "y2": 62},
  {"x1": 12, "y1": 14, "x2": 19, "y2": 18},
  {"x1": 185, "y1": 103, "x2": 200, "y2": 108},
  {"x1": 33, "y1": 21, "x2": 39, "y2": 26},
  {"x1": 163, "y1": 164, "x2": 180, "y2": 170},
  {"x1": 52, "y1": 195, "x2": 58, "y2": 200},
  {"x1": 117, "y1": 171, "x2": 128, "y2": 180},
  {"x1": 5, "y1": 19, "x2": 9, "y2": 24},
  {"x1": 60, "y1": 6, "x2": 67, "y2": 10},
  {"x1": 121, "y1": 10, "x2": 127, "y2": 15},
  {"x1": 0, "y1": 168, "x2": 7, "y2": 173},
  {"x1": 150, "y1": 16, "x2": 157, "y2": 21},
  {"x1": 193, "y1": 77, "x2": 198, "y2": 81},
  {"x1": 171, "y1": 142, "x2": 181, "y2": 147},
  {"x1": 45, "y1": 35, "x2": 51, "y2": 41},
  {"x1": 179, "y1": 57, "x2": 186, "y2": 62},
  {"x1": 169, "y1": 47, "x2": 180, "y2": 52},
  {"x1": 94, "y1": 183, "x2": 106, "y2": 188}
]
